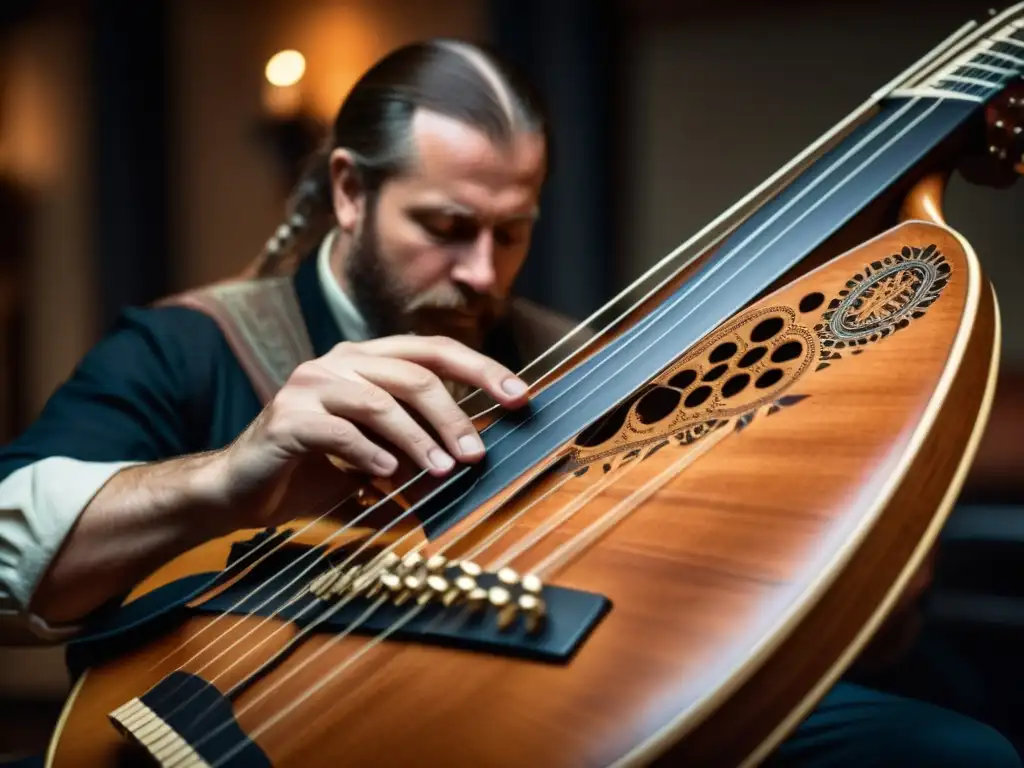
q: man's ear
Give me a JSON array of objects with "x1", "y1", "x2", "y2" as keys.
[{"x1": 329, "y1": 148, "x2": 365, "y2": 234}]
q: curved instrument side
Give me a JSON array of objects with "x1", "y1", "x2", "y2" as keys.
[{"x1": 646, "y1": 222, "x2": 1000, "y2": 767}]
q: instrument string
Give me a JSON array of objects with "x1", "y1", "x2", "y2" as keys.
[
  {"x1": 163, "y1": 92, "x2": 958, "y2": 765},
  {"x1": 210, "y1": 597, "x2": 422, "y2": 768},
  {"x1": 517, "y1": 426, "x2": 731, "y2": 579},
  {"x1": 463, "y1": 451, "x2": 652, "y2": 569},
  {"x1": 145, "y1": 490, "x2": 355, "y2": 674}
]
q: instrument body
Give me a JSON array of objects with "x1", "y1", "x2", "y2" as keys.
[
  {"x1": 45, "y1": 5, "x2": 1024, "y2": 766},
  {"x1": 47, "y1": 218, "x2": 998, "y2": 767}
]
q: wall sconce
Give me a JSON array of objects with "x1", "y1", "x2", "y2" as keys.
[{"x1": 256, "y1": 49, "x2": 325, "y2": 191}]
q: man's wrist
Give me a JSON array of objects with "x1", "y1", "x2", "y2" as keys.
[{"x1": 184, "y1": 449, "x2": 239, "y2": 535}]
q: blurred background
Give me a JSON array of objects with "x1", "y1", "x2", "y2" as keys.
[{"x1": 1, "y1": 0, "x2": 1022, "y2": 759}]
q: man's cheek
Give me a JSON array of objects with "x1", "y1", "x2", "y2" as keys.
[{"x1": 399, "y1": 247, "x2": 454, "y2": 289}]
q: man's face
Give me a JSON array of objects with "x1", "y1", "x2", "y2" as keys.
[{"x1": 334, "y1": 109, "x2": 547, "y2": 349}]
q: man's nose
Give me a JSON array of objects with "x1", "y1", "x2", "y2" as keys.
[{"x1": 450, "y1": 231, "x2": 496, "y2": 293}]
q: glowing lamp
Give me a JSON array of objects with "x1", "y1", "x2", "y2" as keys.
[{"x1": 262, "y1": 49, "x2": 306, "y2": 117}]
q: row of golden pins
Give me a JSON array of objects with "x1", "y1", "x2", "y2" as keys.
[{"x1": 307, "y1": 550, "x2": 548, "y2": 634}]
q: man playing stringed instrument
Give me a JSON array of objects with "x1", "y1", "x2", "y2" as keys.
[{"x1": 0, "y1": 39, "x2": 1018, "y2": 767}]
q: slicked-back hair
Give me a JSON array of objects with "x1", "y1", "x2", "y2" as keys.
[{"x1": 249, "y1": 39, "x2": 550, "y2": 277}]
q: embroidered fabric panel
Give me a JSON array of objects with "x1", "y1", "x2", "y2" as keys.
[{"x1": 161, "y1": 278, "x2": 315, "y2": 404}]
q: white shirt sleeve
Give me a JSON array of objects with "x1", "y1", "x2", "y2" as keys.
[{"x1": 0, "y1": 456, "x2": 140, "y2": 643}]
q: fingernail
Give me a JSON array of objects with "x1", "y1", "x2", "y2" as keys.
[
  {"x1": 458, "y1": 434, "x2": 484, "y2": 456},
  {"x1": 372, "y1": 452, "x2": 398, "y2": 475},
  {"x1": 428, "y1": 447, "x2": 455, "y2": 472},
  {"x1": 501, "y1": 378, "x2": 528, "y2": 397}
]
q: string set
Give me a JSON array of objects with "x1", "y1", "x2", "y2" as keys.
[{"x1": 119, "y1": 63, "x2": 1003, "y2": 765}]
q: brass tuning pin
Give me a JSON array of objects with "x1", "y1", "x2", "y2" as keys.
[
  {"x1": 518, "y1": 593, "x2": 547, "y2": 635},
  {"x1": 362, "y1": 551, "x2": 401, "y2": 598},
  {"x1": 466, "y1": 587, "x2": 489, "y2": 613},
  {"x1": 399, "y1": 552, "x2": 425, "y2": 576},
  {"x1": 497, "y1": 567, "x2": 520, "y2": 588},
  {"x1": 379, "y1": 571, "x2": 403, "y2": 598},
  {"x1": 519, "y1": 573, "x2": 547, "y2": 634},
  {"x1": 490, "y1": 586, "x2": 519, "y2": 631},
  {"x1": 308, "y1": 567, "x2": 341, "y2": 598},
  {"x1": 441, "y1": 573, "x2": 477, "y2": 607},
  {"x1": 420, "y1": 574, "x2": 450, "y2": 605},
  {"x1": 376, "y1": 552, "x2": 402, "y2": 571},
  {"x1": 399, "y1": 572, "x2": 426, "y2": 605},
  {"x1": 521, "y1": 573, "x2": 543, "y2": 595}
]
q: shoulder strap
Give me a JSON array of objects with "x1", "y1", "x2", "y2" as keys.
[{"x1": 155, "y1": 277, "x2": 315, "y2": 405}]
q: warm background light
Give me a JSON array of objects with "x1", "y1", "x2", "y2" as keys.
[
  {"x1": 265, "y1": 49, "x2": 306, "y2": 87},
  {"x1": 261, "y1": 49, "x2": 306, "y2": 118}
]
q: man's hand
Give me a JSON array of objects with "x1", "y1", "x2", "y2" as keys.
[
  {"x1": 27, "y1": 335, "x2": 530, "y2": 627},
  {"x1": 211, "y1": 335, "x2": 531, "y2": 526}
]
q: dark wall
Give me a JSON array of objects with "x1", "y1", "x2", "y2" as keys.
[
  {"x1": 622, "y1": 0, "x2": 1024, "y2": 361},
  {"x1": 489, "y1": 0, "x2": 625, "y2": 322},
  {"x1": 90, "y1": 0, "x2": 173, "y2": 330}
]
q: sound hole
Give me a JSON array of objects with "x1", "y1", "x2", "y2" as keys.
[
  {"x1": 751, "y1": 316, "x2": 785, "y2": 342},
  {"x1": 722, "y1": 374, "x2": 750, "y2": 398},
  {"x1": 669, "y1": 369, "x2": 698, "y2": 389},
  {"x1": 771, "y1": 340, "x2": 803, "y2": 363},
  {"x1": 685, "y1": 385, "x2": 713, "y2": 408},
  {"x1": 756, "y1": 369, "x2": 784, "y2": 389},
  {"x1": 799, "y1": 292, "x2": 825, "y2": 313},
  {"x1": 576, "y1": 386, "x2": 652, "y2": 447},
  {"x1": 738, "y1": 347, "x2": 767, "y2": 367},
  {"x1": 709, "y1": 342, "x2": 738, "y2": 363},
  {"x1": 636, "y1": 387, "x2": 682, "y2": 425},
  {"x1": 703, "y1": 364, "x2": 729, "y2": 382}
]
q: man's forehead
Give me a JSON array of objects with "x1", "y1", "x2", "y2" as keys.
[{"x1": 400, "y1": 109, "x2": 546, "y2": 216}]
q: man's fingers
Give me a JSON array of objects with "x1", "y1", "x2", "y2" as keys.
[
  {"x1": 337, "y1": 336, "x2": 531, "y2": 408},
  {"x1": 334, "y1": 356, "x2": 486, "y2": 463},
  {"x1": 279, "y1": 336, "x2": 531, "y2": 479},
  {"x1": 316, "y1": 377, "x2": 459, "y2": 476},
  {"x1": 284, "y1": 410, "x2": 399, "y2": 477}
]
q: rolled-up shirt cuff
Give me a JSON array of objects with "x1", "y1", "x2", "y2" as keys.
[{"x1": 0, "y1": 457, "x2": 141, "y2": 641}]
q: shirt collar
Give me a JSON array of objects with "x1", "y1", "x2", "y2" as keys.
[{"x1": 316, "y1": 227, "x2": 370, "y2": 343}]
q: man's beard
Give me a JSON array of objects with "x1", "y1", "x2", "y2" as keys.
[{"x1": 343, "y1": 202, "x2": 508, "y2": 403}]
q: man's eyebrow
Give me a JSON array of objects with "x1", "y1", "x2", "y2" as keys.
[{"x1": 411, "y1": 202, "x2": 540, "y2": 223}]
